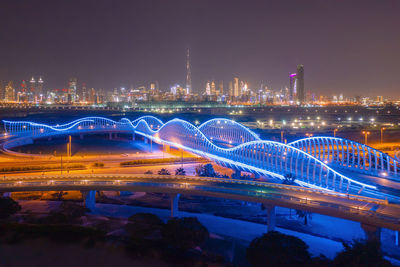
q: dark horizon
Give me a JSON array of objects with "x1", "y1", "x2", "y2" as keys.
[{"x1": 1, "y1": 0, "x2": 399, "y2": 98}]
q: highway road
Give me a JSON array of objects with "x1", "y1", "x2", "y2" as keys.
[{"x1": 1, "y1": 173, "x2": 400, "y2": 231}]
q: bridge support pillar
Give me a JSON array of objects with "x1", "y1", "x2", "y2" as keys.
[
  {"x1": 80, "y1": 134, "x2": 83, "y2": 140},
  {"x1": 170, "y1": 193, "x2": 180, "y2": 217},
  {"x1": 395, "y1": 231, "x2": 399, "y2": 247},
  {"x1": 82, "y1": 190, "x2": 96, "y2": 210},
  {"x1": 109, "y1": 133, "x2": 112, "y2": 140},
  {"x1": 144, "y1": 137, "x2": 149, "y2": 144},
  {"x1": 132, "y1": 134, "x2": 136, "y2": 141},
  {"x1": 164, "y1": 144, "x2": 170, "y2": 153},
  {"x1": 265, "y1": 205, "x2": 276, "y2": 232},
  {"x1": 360, "y1": 223, "x2": 381, "y2": 242}
]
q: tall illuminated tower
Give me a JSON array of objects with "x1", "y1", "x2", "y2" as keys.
[
  {"x1": 289, "y1": 73, "x2": 296, "y2": 101},
  {"x1": 37, "y1": 77, "x2": 44, "y2": 101},
  {"x1": 296, "y1": 65, "x2": 305, "y2": 104},
  {"x1": 186, "y1": 48, "x2": 192, "y2": 95}
]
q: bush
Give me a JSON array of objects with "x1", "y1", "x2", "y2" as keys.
[
  {"x1": 333, "y1": 239, "x2": 392, "y2": 267},
  {"x1": 162, "y1": 217, "x2": 209, "y2": 250},
  {"x1": 0, "y1": 197, "x2": 21, "y2": 220},
  {"x1": 158, "y1": 168, "x2": 170, "y2": 175},
  {"x1": 45, "y1": 202, "x2": 88, "y2": 224},
  {"x1": 125, "y1": 213, "x2": 164, "y2": 241},
  {"x1": 175, "y1": 167, "x2": 186, "y2": 176},
  {"x1": 92, "y1": 162, "x2": 104, "y2": 167},
  {"x1": 0, "y1": 164, "x2": 85, "y2": 173},
  {"x1": 195, "y1": 163, "x2": 216, "y2": 177},
  {"x1": 246, "y1": 231, "x2": 311, "y2": 267}
]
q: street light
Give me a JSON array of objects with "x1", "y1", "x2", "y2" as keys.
[
  {"x1": 305, "y1": 133, "x2": 313, "y2": 138},
  {"x1": 280, "y1": 131, "x2": 284, "y2": 143},
  {"x1": 362, "y1": 131, "x2": 370, "y2": 145},
  {"x1": 333, "y1": 128, "x2": 338, "y2": 137},
  {"x1": 380, "y1": 127, "x2": 386, "y2": 144}
]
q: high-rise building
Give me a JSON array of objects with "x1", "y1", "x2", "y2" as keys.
[
  {"x1": 218, "y1": 81, "x2": 224, "y2": 95},
  {"x1": 0, "y1": 81, "x2": 4, "y2": 100},
  {"x1": 205, "y1": 81, "x2": 211, "y2": 95},
  {"x1": 296, "y1": 65, "x2": 305, "y2": 104},
  {"x1": 186, "y1": 48, "x2": 192, "y2": 95},
  {"x1": 37, "y1": 77, "x2": 44, "y2": 101},
  {"x1": 68, "y1": 78, "x2": 77, "y2": 102},
  {"x1": 81, "y1": 83, "x2": 87, "y2": 102},
  {"x1": 289, "y1": 73, "x2": 296, "y2": 101},
  {"x1": 5, "y1": 81, "x2": 15, "y2": 102},
  {"x1": 29, "y1": 77, "x2": 37, "y2": 102},
  {"x1": 211, "y1": 81, "x2": 216, "y2": 95},
  {"x1": 233, "y1": 77, "x2": 239, "y2": 97}
]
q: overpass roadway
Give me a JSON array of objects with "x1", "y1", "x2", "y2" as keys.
[{"x1": 1, "y1": 173, "x2": 400, "y2": 231}]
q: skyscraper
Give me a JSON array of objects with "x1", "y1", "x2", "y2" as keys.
[
  {"x1": 289, "y1": 73, "x2": 297, "y2": 101},
  {"x1": 296, "y1": 65, "x2": 305, "y2": 104},
  {"x1": 5, "y1": 81, "x2": 15, "y2": 101},
  {"x1": 233, "y1": 77, "x2": 239, "y2": 98},
  {"x1": 37, "y1": 77, "x2": 44, "y2": 101},
  {"x1": 186, "y1": 48, "x2": 192, "y2": 95},
  {"x1": 68, "y1": 78, "x2": 77, "y2": 103}
]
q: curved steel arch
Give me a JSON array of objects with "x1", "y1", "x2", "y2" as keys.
[
  {"x1": 288, "y1": 137, "x2": 400, "y2": 179},
  {"x1": 198, "y1": 118, "x2": 260, "y2": 145},
  {"x1": 3, "y1": 116, "x2": 382, "y2": 196}
]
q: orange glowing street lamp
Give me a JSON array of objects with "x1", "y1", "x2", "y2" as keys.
[
  {"x1": 380, "y1": 127, "x2": 386, "y2": 144},
  {"x1": 362, "y1": 131, "x2": 370, "y2": 145},
  {"x1": 333, "y1": 128, "x2": 338, "y2": 137},
  {"x1": 305, "y1": 133, "x2": 313, "y2": 138}
]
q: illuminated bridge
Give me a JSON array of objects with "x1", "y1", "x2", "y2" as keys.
[{"x1": 3, "y1": 116, "x2": 400, "y2": 201}]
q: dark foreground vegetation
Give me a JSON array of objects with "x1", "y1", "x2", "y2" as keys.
[{"x1": 0, "y1": 197, "x2": 395, "y2": 266}]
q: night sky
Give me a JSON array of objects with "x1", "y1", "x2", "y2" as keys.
[{"x1": 1, "y1": 0, "x2": 399, "y2": 97}]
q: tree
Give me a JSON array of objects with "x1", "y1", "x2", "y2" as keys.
[
  {"x1": 158, "y1": 168, "x2": 170, "y2": 175},
  {"x1": 0, "y1": 197, "x2": 21, "y2": 220},
  {"x1": 195, "y1": 163, "x2": 216, "y2": 177},
  {"x1": 144, "y1": 170, "x2": 153, "y2": 174},
  {"x1": 246, "y1": 231, "x2": 311, "y2": 267},
  {"x1": 162, "y1": 217, "x2": 209, "y2": 250},
  {"x1": 333, "y1": 239, "x2": 393, "y2": 267},
  {"x1": 296, "y1": 209, "x2": 312, "y2": 225},
  {"x1": 175, "y1": 167, "x2": 186, "y2": 176},
  {"x1": 46, "y1": 201, "x2": 88, "y2": 224},
  {"x1": 125, "y1": 213, "x2": 164, "y2": 241},
  {"x1": 283, "y1": 173, "x2": 296, "y2": 185}
]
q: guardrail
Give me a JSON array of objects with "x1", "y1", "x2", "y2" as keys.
[{"x1": 0, "y1": 174, "x2": 388, "y2": 205}]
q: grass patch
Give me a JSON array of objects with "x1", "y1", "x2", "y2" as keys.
[
  {"x1": 0, "y1": 164, "x2": 86, "y2": 173},
  {"x1": 120, "y1": 157, "x2": 205, "y2": 166}
]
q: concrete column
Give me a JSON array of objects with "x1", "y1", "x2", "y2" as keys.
[
  {"x1": 82, "y1": 190, "x2": 96, "y2": 210},
  {"x1": 266, "y1": 205, "x2": 276, "y2": 232},
  {"x1": 108, "y1": 133, "x2": 112, "y2": 140},
  {"x1": 165, "y1": 144, "x2": 170, "y2": 153},
  {"x1": 80, "y1": 134, "x2": 83, "y2": 140},
  {"x1": 360, "y1": 223, "x2": 381, "y2": 242},
  {"x1": 170, "y1": 193, "x2": 180, "y2": 217},
  {"x1": 395, "y1": 231, "x2": 399, "y2": 247},
  {"x1": 132, "y1": 134, "x2": 136, "y2": 141}
]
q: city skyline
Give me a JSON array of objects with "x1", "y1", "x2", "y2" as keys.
[{"x1": 1, "y1": 0, "x2": 400, "y2": 98}]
